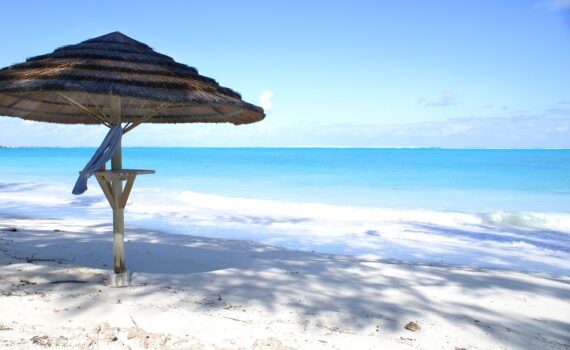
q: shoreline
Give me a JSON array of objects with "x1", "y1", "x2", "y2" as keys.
[
  {"x1": 1, "y1": 216, "x2": 570, "y2": 349},
  {"x1": 1, "y1": 184, "x2": 570, "y2": 276},
  {"x1": 1, "y1": 213, "x2": 567, "y2": 279}
]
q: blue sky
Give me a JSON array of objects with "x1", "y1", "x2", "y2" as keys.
[{"x1": 0, "y1": 0, "x2": 569, "y2": 148}]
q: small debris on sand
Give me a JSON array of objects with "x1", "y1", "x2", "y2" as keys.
[
  {"x1": 251, "y1": 337, "x2": 295, "y2": 350},
  {"x1": 31, "y1": 335, "x2": 52, "y2": 347},
  {"x1": 404, "y1": 321, "x2": 421, "y2": 331}
]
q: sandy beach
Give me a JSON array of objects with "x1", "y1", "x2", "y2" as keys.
[{"x1": 1, "y1": 216, "x2": 569, "y2": 350}]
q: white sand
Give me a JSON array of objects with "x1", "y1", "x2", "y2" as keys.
[{"x1": 1, "y1": 216, "x2": 569, "y2": 350}]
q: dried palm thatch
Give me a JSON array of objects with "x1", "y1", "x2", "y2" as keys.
[{"x1": 0, "y1": 31, "x2": 264, "y2": 126}]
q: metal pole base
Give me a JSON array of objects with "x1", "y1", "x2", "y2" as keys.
[{"x1": 108, "y1": 271, "x2": 131, "y2": 288}]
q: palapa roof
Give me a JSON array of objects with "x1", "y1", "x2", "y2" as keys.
[{"x1": 0, "y1": 32, "x2": 264, "y2": 125}]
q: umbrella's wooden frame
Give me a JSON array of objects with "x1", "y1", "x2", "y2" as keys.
[
  {"x1": 60, "y1": 93, "x2": 161, "y2": 286},
  {"x1": 107, "y1": 95, "x2": 156, "y2": 286}
]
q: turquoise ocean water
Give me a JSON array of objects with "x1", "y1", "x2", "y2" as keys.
[
  {"x1": 2, "y1": 148, "x2": 570, "y2": 274},
  {"x1": 1, "y1": 148, "x2": 569, "y2": 213}
]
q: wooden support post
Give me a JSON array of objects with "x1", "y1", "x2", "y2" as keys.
[
  {"x1": 110, "y1": 94, "x2": 127, "y2": 281},
  {"x1": 119, "y1": 175, "x2": 136, "y2": 209}
]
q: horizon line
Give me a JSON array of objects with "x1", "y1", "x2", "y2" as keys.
[{"x1": 1, "y1": 146, "x2": 570, "y2": 150}]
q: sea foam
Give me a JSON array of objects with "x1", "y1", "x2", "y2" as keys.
[{"x1": 1, "y1": 180, "x2": 569, "y2": 275}]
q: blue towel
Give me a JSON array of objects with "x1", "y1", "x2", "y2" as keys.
[{"x1": 72, "y1": 126, "x2": 123, "y2": 195}]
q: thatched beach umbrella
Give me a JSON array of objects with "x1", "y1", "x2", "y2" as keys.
[{"x1": 0, "y1": 32, "x2": 264, "y2": 286}]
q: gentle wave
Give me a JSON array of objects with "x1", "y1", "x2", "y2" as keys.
[
  {"x1": 486, "y1": 211, "x2": 570, "y2": 232},
  {"x1": 1, "y1": 181, "x2": 570, "y2": 275}
]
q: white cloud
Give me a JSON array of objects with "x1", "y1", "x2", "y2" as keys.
[
  {"x1": 235, "y1": 114, "x2": 570, "y2": 148},
  {"x1": 418, "y1": 91, "x2": 459, "y2": 107},
  {"x1": 3, "y1": 109, "x2": 570, "y2": 148},
  {"x1": 258, "y1": 90, "x2": 274, "y2": 111}
]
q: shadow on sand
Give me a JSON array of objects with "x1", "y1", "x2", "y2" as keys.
[{"x1": 1, "y1": 218, "x2": 569, "y2": 349}]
